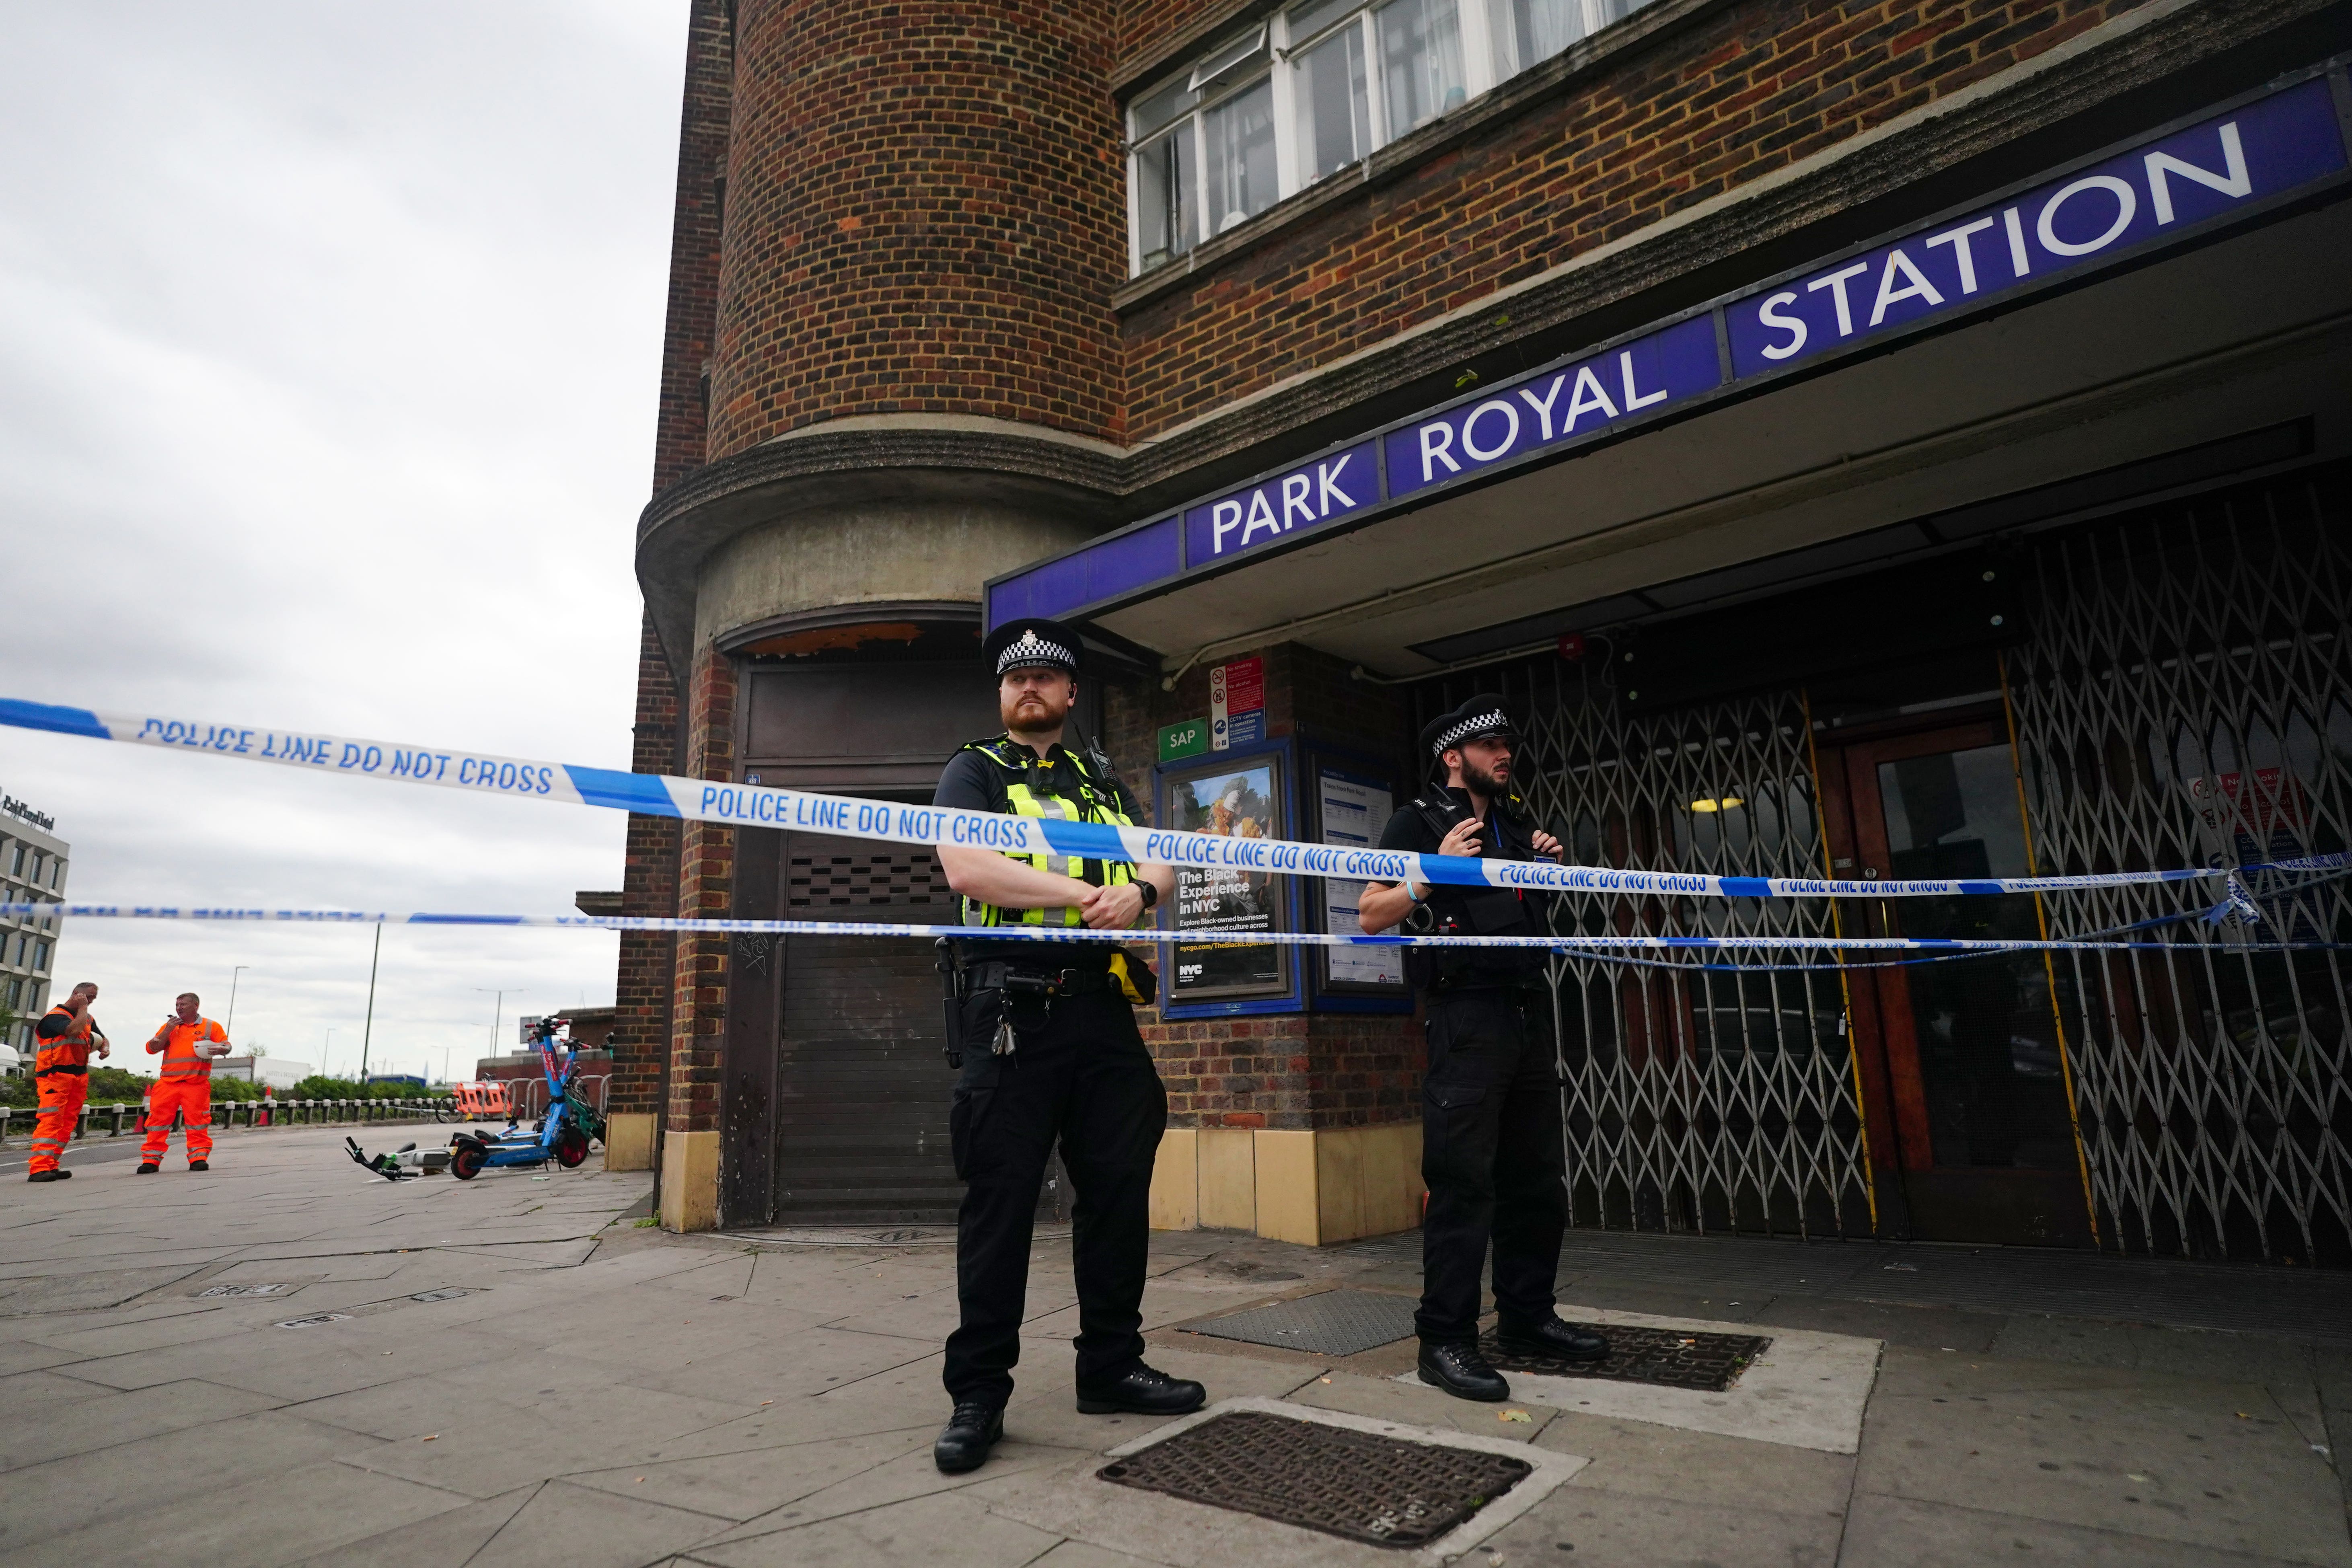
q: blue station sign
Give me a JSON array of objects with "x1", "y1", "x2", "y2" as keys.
[{"x1": 986, "y1": 68, "x2": 2350, "y2": 630}]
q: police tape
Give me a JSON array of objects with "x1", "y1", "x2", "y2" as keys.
[
  {"x1": 4, "y1": 903, "x2": 2339, "y2": 959},
  {"x1": 4, "y1": 696, "x2": 2343, "y2": 902}
]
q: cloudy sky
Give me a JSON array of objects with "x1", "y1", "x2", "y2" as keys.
[{"x1": 0, "y1": 2, "x2": 688, "y2": 1079}]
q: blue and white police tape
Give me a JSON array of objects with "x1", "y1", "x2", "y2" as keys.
[
  {"x1": 4, "y1": 696, "x2": 2344, "y2": 903},
  {"x1": 3, "y1": 903, "x2": 2339, "y2": 958}
]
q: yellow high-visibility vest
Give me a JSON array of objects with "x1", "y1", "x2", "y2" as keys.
[{"x1": 956, "y1": 736, "x2": 1138, "y2": 928}]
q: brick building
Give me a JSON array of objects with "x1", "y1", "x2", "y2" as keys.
[{"x1": 611, "y1": 0, "x2": 2352, "y2": 1265}]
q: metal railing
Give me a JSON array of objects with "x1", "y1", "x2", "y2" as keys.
[{"x1": 0, "y1": 1097, "x2": 456, "y2": 1145}]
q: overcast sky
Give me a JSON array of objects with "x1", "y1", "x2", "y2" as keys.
[{"x1": 0, "y1": 2, "x2": 687, "y2": 1079}]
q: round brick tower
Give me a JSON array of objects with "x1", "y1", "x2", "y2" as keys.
[
  {"x1": 630, "y1": 0, "x2": 1134, "y2": 1229},
  {"x1": 709, "y1": 0, "x2": 1129, "y2": 454}
]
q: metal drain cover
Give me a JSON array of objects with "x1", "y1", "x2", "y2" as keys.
[
  {"x1": 1181, "y1": 1289, "x2": 1418, "y2": 1357},
  {"x1": 1098, "y1": 1409, "x2": 1532, "y2": 1547},
  {"x1": 1480, "y1": 1323, "x2": 1771, "y2": 1391}
]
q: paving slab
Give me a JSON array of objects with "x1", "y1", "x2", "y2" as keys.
[
  {"x1": 0, "y1": 1410, "x2": 380, "y2": 1553},
  {"x1": 0, "y1": 1455, "x2": 466, "y2": 1568},
  {"x1": 1838, "y1": 1490, "x2": 2327, "y2": 1566},
  {"x1": 1391, "y1": 1304, "x2": 1883, "y2": 1453},
  {"x1": 1475, "y1": 1480, "x2": 1850, "y2": 1567},
  {"x1": 347, "y1": 1379, "x2": 760, "y2": 1499},
  {"x1": 467, "y1": 1479, "x2": 736, "y2": 1568},
  {"x1": 683, "y1": 1486, "x2": 1070, "y2": 1568},
  {"x1": 0, "y1": 1376, "x2": 284, "y2": 1471},
  {"x1": 1855, "y1": 1355, "x2": 2351, "y2": 1565},
  {"x1": 289, "y1": 1484, "x2": 537, "y2": 1568},
  {"x1": 565, "y1": 1424, "x2": 937, "y2": 1521}
]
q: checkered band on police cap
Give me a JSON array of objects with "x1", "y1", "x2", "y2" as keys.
[
  {"x1": 995, "y1": 627, "x2": 1077, "y2": 676},
  {"x1": 1429, "y1": 707, "x2": 1513, "y2": 756}
]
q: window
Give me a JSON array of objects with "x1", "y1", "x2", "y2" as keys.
[
  {"x1": 10, "y1": 934, "x2": 23, "y2": 966},
  {"x1": 1294, "y1": 13, "x2": 1372, "y2": 181},
  {"x1": 1127, "y1": 0, "x2": 1664, "y2": 273},
  {"x1": 5, "y1": 846, "x2": 20, "y2": 876},
  {"x1": 31, "y1": 941, "x2": 47, "y2": 973},
  {"x1": 1377, "y1": 0, "x2": 1466, "y2": 136},
  {"x1": 47, "y1": 859, "x2": 60, "y2": 890},
  {"x1": 4, "y1": 979, "x2": 18, "y2": 1010}
]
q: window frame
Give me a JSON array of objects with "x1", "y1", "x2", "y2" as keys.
[{"x1": 1124, "y1": 0, "x2": 1508, "y2": 276}]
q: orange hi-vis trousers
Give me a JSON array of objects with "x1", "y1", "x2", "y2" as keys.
[
  {"x1": 141, "y1": 1077, "x2": 214, "y2": 1163},
  {"x1": 29, "y1": 1071, "x2": 88, "y2": 1175}
]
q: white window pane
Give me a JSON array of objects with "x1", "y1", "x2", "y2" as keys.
[
  {"x1": 1189, "y1": 25, "x2": 1269, "y2": 91},
  {"x1": 1135, "y1": 127, "x2": 1198, "y2": 269},
  {"x1": 1295, "y1": 23, "x2": 1372, "y2": 180},
  {"x1": 1377, "y1": 0, "x2": 1465, "y2": 138},
  {"x1": 1203, "y1": 76, "x2": 1278, "y2": 233},
  {"x1": 1289, "y1": 0, "x2": 1363, "y2": 41},
  {"x1": 1489, "y1": 0, "x2": 1586, "y2": 76},
  {"x1": 1131, "y1": 78, "x2": 1197, "y2": 139}
]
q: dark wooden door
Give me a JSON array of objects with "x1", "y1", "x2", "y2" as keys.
[{"x1": 1819, "y1": 722, "x2": 2095, "y2": 1246}]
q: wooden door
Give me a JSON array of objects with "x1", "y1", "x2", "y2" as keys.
[{"x1": 1819, "y1": 722, "x2": 2095, "y2": 1247}]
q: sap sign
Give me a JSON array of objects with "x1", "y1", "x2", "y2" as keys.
[
  {"x1": 1387, "y1": 317, "x2": 1720, "y2": 499},
  {"x1": 1727, "y1": 81, "x2": 2345, "y2": 376},
  {"x1": 1186, "y1": 440, "x2": 1378, "y2": 562}
]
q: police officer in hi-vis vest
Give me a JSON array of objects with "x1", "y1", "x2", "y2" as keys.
[
  {"x1": 927, "y1": 617, "x2": 1199, "y2": 1474},
  {"x1": 1358, "y1": 698, "x2": 1610, "y2": 1402}
]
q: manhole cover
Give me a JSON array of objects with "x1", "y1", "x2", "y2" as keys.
[
  {"x1": 1480, "y1": 1323, "x2": 1770, "y2": 1391},
  {"x1": 409, "y1": 1288, "x2": 481, "y2": 1303},
  {"x1": 195, "y1": 1282, "x2": 300, "y2": 1298},
  {"x1": 1098, "y1": 1410, "x2": 1531, "y2": 1547},
  {"x1": 1182, "y1": 1290, "x2": 1417, "y2": 1357},
  {"x1": 274, "y1": 1313, "x2": 353, "y2": 1329}
]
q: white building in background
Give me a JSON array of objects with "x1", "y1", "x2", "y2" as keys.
[
  {"x1": 214, "y1": 1056, "x2": 309, "y2": 1091},
  {"x1": 0, "y1": 788, "x2": 66, "y2": 1060}
]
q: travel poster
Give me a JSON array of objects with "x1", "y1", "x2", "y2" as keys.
[{"x1": 1164, "y1": 755, "x2": 1289, "y2": 1000}]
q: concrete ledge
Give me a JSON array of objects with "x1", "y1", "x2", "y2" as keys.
[
  {"x1": 658, "y1": 1128, "x2": 719, "y2": 1232},
  {"x1": 1150, "y1": 1122, "x2": 1424, "y2": 1245},
  {"x1": 602, "y1": 1112, "x2": 656, "y2": 1173}
]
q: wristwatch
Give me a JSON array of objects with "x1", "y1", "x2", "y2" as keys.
[{"x1": 1138, "y1": 880, "x2": 1159, "y2": 910}]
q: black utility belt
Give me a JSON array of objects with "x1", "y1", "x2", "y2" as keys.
[
  {"x1": 967, "y1": 962, "x2": 1119, "y2": 998},
  {"x1": 34, "y1": 1064, "x2": 88, "y2": 1077},
  {"x1": 1428, "y1": 976, "x2": 1549, "y2": 999}
]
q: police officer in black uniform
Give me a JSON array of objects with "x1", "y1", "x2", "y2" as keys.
[
  {"x1": 1358, "y1": 698, "x2": 1610, "y2": 1401},
  {"x1": 927, "y1": 617, "x2": 1203, "y2": 1473}
]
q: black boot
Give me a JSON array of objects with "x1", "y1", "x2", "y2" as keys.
[
  {"x1": 1417, "y1": 1341, "x2": 1509, "y2": 1402},
  {"x1": 1495, "y1": 1316, "x2": 1611, "y2": 1362},
  {"x1": 932, "y1": 1400, "x2": 1004, "y2": 1473},
  {"x1": 136, "y1": 1163, "x2": 159, "y2": 1175},
  {"x1": 188, "y1": 1160, "x2": 209, "y2": 1171},
  {"x1": 1075, "y1": 1363, "x2": 1207, "y2": 1416},
  {"x1": 26, "y1": 1170, "x2": 58, "y2": 1183}
]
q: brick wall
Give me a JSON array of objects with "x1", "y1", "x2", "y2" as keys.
[
  {"x1": 1103, "y1": 641, "x2": 1422, "y2": 1130},
  {"x1": 1116, "y1": 0, "x2": 2152, "y2": 440},
  {"x1": 707, "y1": 0, "x2": 1131, "y2": 453},
  {"x1": 666, "y1": 647, "x2": 738, "y2": 1137},
  {"x1": 618, "y1": 0, "x2": 732, "y2": 1125}
]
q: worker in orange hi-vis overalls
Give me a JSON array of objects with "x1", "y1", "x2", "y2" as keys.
[
  {"x1": 138, "y1": 992, "x2": 231, "y2": 1173},
  {"x1": 29, "y1": 982, "x2": 107, "y2": 1183}
]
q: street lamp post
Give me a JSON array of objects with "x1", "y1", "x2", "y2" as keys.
[
  {"x1": 323, "y1": 1027, "x2": 337, "y2": 1079},
  {"x1": 224, "y1": 966, "x2": 250, "y2": 1038},
  {"x1": 471, "y1": 988, "x2": 522, "y2": 1081},
  {"x1": 359, "y1": 923, "x2": 382, "y2": 1082}
]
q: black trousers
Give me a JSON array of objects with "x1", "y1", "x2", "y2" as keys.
[
  {"x1": 943, "y1": 986, "x2": 1168, "y2": 1406},
  {"x1": 1416, "y1": 986, "x2": 1569, "y2": 1344}
]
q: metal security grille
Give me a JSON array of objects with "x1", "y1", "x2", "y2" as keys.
[
  {"x1": 785, "y1": 849, "x2": 949, "y2": 907},
  {"x1": 1417, "y1": 670, "x2": 1875, "y2": 1240},
  {"x1": 2010, "y1": 469, "x2": 2352, "y2": 1266}
]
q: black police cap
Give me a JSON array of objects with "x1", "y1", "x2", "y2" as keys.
[
  {"x1": 984, "y1": 617, "x2": 1082, "y2": 678},
  {"x1": 1420, "y1": 697, "x2": 1517, "y2": 759}
]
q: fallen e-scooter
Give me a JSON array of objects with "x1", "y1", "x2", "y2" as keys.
[{"x1": 347, "y1": 1016, "x2": 607, "y2": 1181}]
